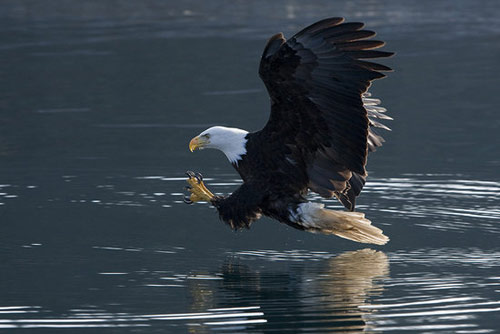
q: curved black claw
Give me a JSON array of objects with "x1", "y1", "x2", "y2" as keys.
[
  {"x1": 195, "y1": 172, "x2": 203, "y2": 182},
  {"x1": 183, "y1": 195, "x2": 193, "y2": 204},
  {"x1": 184, "y1": 171, "x2": 197, "y2": 204}
]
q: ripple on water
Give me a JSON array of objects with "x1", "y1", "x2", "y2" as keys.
[
  {"x1": 2, "y1": 174, "x2": 498, "y2": 237},
  {"x1": 308, "y1": 176, "x2": 500, "y2": 234},
  {"x1": 0, "y1": 306, "x2": 266, "y2": 330},
  {"x1": 1, "y1": 247, "x2": 500, "y2": 332}
]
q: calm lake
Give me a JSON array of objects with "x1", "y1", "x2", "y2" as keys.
[{"x1": 1, "y1": 0, "x2": 499, "y2": 333}]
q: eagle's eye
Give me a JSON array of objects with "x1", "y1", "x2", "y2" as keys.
[{"x1": 203, "y1": 134, "x2": 211, "y2": 139}]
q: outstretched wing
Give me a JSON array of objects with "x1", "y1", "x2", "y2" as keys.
[{"x1": 257, "y1": 17, "x2": 393, "y2": 210}]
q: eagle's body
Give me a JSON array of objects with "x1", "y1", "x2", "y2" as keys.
[{"x1": 186, "y1": 18, "x2": 393, "y2": 245}]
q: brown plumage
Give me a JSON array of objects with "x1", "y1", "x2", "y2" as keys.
[{"x1": 186, "y1": 17, "x2": 393, "y2": 244}]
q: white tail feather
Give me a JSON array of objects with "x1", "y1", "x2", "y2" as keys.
[{"x1": 294, "y1": 203, "x2": 389, "y2": 245}]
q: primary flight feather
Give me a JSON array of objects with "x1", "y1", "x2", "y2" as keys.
[{"x1": 184, "y1": 17, "x2": 393, "y2": 245}]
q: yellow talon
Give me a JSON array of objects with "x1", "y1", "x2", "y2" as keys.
[{"x1": 184, "y1": 171, "x2": 214, "y2": 203}]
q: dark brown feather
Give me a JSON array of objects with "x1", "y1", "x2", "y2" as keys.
[{"x1": 252, "y1": 17, "x2": 393, "y2": 211}]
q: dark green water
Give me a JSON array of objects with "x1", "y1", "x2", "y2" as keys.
[{"x1": 1, "y1": 1, "x2": 500, "y2": 333}]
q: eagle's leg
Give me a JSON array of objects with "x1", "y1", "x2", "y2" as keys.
[{"x1": 183, "y1": 171, "x2": 214, "y2": 204}]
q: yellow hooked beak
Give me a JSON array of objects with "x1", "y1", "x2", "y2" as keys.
[{"x1": 189, "y1": 136, "x2": 208, "y2": 152}]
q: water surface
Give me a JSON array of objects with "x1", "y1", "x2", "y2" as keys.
[{"x1": 1, "y1": 1, "x2": 499, "y2": 333}]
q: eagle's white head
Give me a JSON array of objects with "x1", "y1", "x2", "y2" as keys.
[{"x1": 189, "y1": 126, "x2": 248, "y2": 164}]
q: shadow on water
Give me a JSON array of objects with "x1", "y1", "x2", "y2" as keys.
[{"x1": 188, "y1": 249, "x2": 388, "y2": 333}]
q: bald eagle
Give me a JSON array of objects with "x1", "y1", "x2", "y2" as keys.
[{"x1": 184, "y1": 17, "x2": 393, "y2": 245}]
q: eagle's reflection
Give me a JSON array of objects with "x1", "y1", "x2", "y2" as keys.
[{"x1": 188, "y1": 249, "x2": 389, "y2": 333}]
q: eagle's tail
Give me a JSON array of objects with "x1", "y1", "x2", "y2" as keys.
[{"x1": 292, "y1": 203, "x2": 389, "y2": 245}]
